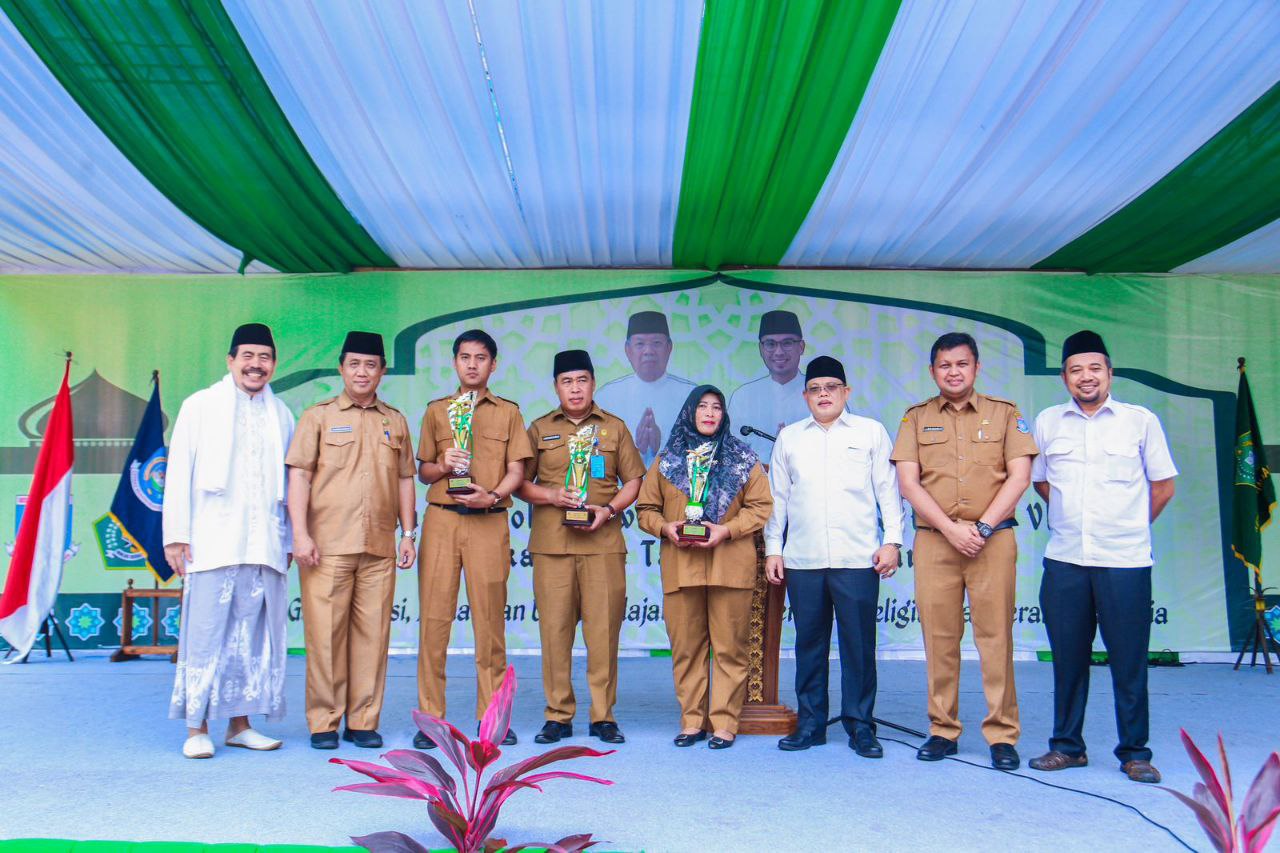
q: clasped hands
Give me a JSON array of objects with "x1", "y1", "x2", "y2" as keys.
[
  {"x1": 550, "y1": 485, "x2": 611, "y2": 531},
  {"x1": 662, "y1": 520, "x2": 729, "y2": 549}
]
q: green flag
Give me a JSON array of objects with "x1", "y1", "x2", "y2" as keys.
[{"x1": 1231, "y1": 360, "x2": 1276, "y2": 582}]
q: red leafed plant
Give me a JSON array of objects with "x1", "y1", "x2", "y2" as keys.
[
  {"x1": 1161, "y1": 728, "x2": 1280, "y2": 852},
  {"x1": 332, "y1": 667, "x2": 614, "y2": 853}
]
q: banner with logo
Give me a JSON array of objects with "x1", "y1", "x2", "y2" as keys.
[{"x1": 2, "y1": 269, "x2": 1277, "y2": 653}]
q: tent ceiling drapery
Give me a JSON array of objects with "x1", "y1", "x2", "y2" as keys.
[{"x1": 1, "y1": 0, "x2": 1278, "y2": 276}]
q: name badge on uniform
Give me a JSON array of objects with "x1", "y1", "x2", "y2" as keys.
[
  {"x1": 590, "y1": 454, "x2": 605, "y2": 479},
  {"x1": 922, "y1": 426, "x2": 944, "y2": 432},
  {"x1": 329, "y1": 425, "x2": 353, "y2": 433},
  {"x1": 542, "y1": 434, "x2": 561, "y2": 441}
]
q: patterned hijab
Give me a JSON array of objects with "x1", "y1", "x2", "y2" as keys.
[{"x1": 658, "y1": 385, "x2": 759, "y2": 524}]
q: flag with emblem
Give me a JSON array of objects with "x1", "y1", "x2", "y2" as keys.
[
  {"x1": 106, "y1": 378, "x2": 171, "y2": 583},
  {"x1": 0, "y1": 360, "x2": 74, "y2": 658},
  {"x1": 1231, "y1": 360, "x2": 1276, "y2": 583}
]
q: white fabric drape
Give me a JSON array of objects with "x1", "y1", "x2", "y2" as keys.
[
  {"x1": 470, "y1": 0, "x2": 701, "y2": 266},
  {"x1": 225, "y1": 0, "x2": 701, "y2": 268},
  {"x1": 782, "y1": 0, "x2": 1280, "y2": 269},
  {"x1": 1175, "y1": 219, "x2": 1280, "y2": 275},
  {"x1": 0, "y1": 10, "x2": 258, "y2": 273}
]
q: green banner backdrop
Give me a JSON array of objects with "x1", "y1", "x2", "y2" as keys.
[{"x1": 1, "y1": 270, "x2": 1276, "y2": 653}]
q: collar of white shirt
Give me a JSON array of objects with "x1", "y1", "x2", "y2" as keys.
[{"x1": 1064, "y1": 394, "x2": 1119, "y2": 419}]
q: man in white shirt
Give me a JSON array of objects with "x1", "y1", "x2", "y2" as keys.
[
  {"x1": 1028, "y1": 331, "x2": 1176, "y2": 784},
  {"x1": 764, "y1": 356, "x2": 904, "y2": 758},
  {"x1": 595, "y1": 311, "x2": 693, "y2": 465},
  {"x1": 728, "y1": 310, "x2": 811, "y2": 459},
  {"x1": 163, "y1": 323, "x2": 296, "y2": 760}
]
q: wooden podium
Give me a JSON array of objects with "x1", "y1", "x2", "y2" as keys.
[
  {"x1": 739, "y1": 533, "x2": 797, "y2": 734},
  {"x1": 110, "y1": 578, "x2": 180, "y2": 662}
]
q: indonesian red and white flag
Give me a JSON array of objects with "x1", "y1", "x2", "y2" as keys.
[{"x1": 0, "y1": 363, "x2": 74, "y2": 659}]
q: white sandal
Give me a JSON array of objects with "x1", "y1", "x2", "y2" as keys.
[
  {"x1": 182, "y1": 733, "x2": 215, "y2": 759},
  {"x1": 225, "y1": 728, "x2": 282, "y2": 751}
]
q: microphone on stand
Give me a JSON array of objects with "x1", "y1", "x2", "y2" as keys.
[{"x1": 740, "y1": 424, "x2": 777, "y2": 443}]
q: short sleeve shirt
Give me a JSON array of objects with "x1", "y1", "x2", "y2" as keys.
[
  {"x1": 891, "y1": 392, "x2": 1039, "y2": 522},
  {"x1": 524, "y1": 404, "x2": 646, "y2": 555},
  {"x1": 285, "y1": 392, "x2": 415, "y2": 558},
  {"x1": 1031, "y1": 396, "x2": 1177, "y2": 567},
  {"x1": 416, "y1": 388, "x2": 533, "y2": 507}
]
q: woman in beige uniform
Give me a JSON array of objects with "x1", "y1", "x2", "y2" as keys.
[{"x1": 637, "y1": 385, "x2": 772, "y2": 749}]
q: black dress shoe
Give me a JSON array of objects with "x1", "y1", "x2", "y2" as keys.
[
  {"x1": 990, "y1": 742, "x2": 1020, "y2": 771},
  {"x1": 310, "y1": 731, "x2": 340, "y2": 750},
  {"x1": 916, "y1": 735, "x2": 958, "y2": 761},
  {"x1": 673, "y1": 731, "x2": 708, "y2": 747},
  {"x1": 534, "y1": 721, "x2": 573, "y2": 744},
  {"x1": 778, "y1": 728, "x2": 827, "y2": 751},
  {"x1": 708, "y1": 735, "x2": 735, "y2": 750},
  {"x1": 342, "y1": 728, "x2": 383, "y2": 749},
  {"x1": 589, "y1": 721, "x2": 625, "y2": 744},
  {"x1": 412, "y1": 731, "x2": 438, "y2": 750},
  {"x1": 851, "y1": 730, "x2": 883, "y2": 758}
]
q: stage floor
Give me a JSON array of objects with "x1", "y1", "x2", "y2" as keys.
[{"x1": 0, "y1": 653, "x2": 1271, "y2": 851}]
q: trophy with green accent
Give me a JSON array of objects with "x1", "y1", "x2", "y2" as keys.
[
  {"x1": 445, "y1": 391, "x2": 476, "y2": 495},
  {"x1": 677, "y1": 441, "x2": 716, "y2": 542},
  {"x1": 562, "y1": 424, "x2": 599, "y2": 527}
]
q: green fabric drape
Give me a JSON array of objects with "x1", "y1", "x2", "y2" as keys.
[
  {"x1": 1036, "y1": 80, "x2": 1280, "y2": 274},
  {"x1": 0, "y1": 0, "x2": 394, "y2": 273},
  {"x1": 672, "y1": 0, "x2": 901, "y2": 270}
]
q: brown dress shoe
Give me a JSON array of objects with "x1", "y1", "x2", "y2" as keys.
[
  {"x1": 1029, "y1": 750, "x2": 1088, "y2": 771},
  {"x1": 1121, "y1": 760, "x2": 1161, "y2": 783}
]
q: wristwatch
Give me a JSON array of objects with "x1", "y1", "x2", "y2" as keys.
[
  {"x1": 606, "y1": 504, "x2": 619, "y2": 520},
  {"x1": 975, "y1": 521, "x2": 994, "y2": 539},
  {"x1": 401, "y1": 527, "x2": 418, "y2": 542},
  {"x1": 488, "y1": 490, "x2": 502, "y2": 505}
]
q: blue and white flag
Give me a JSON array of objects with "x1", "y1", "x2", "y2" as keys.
[{"x1": 107, "y1": 382, "x2": 170, "y2": 583}]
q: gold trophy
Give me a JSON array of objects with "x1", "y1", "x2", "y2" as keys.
[
  {"x1": 445, "y1": 391, "x2": 476, "y2": 495},
  {"x1": 562, "y1": 424, "x2": 599, "y2": 527},
  {"x1": 676, "y1": 442, "x2": 716, "y2": 542}
]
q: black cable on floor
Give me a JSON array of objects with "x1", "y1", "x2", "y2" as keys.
[{"x1": 876, "y1": 733, "x2": 1196, "y2": 852}]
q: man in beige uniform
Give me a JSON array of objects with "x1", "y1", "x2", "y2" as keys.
[
  {"x1": 415, "y1": 329, "x2": 532, "y2": 748},
  {"x1": 287, "y1": 331, "x2": 418, "y2": 750},
  {"x1": 892, "y1": 332, "x2": 1037, "y2": 770},
  {"x1": 518, "y1": 350, "x2": 646, "y2": 745}
]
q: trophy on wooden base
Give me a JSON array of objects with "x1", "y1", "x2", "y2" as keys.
[
  {"x1": 676, "y1": 441, "x2": 715, "y2": 542},
  {"x1": 562, "y1": 424, "x2": 598, "y2": 527},
  {"x1": 445, "y1": 391, "x2": 476, "y2": 495}
]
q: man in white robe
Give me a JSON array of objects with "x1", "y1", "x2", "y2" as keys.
[
  {"x1": 728, "y1": 310, "x2": 811, "y2": 461},
  {"x1": 163, "y1": 323, "x2": 295, "y2": 759},
  {"x1": 595, "y1": 311, "x2": 693, "y2": 465}
]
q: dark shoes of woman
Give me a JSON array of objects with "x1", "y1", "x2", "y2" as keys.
[{"x1": 673, "y1": 730, "x2": 708, "y2": 747}]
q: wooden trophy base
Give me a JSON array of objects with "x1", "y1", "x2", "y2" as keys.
[
  {"x1": 445, "y1": 475, "x2": 473, "y2": 495},
  {"x1": 563, "y1": 507, "x2": 592, "y2": 527},
  {"x1": 676, "y1": 522, "x2": 710, "y2": 542}
]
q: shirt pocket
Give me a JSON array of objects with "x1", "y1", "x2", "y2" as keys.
[
  {"x1": 1103, "y1": 438, "x2": 1142, "y2": 482},
  {"x1": 322, "y1": 433, "x2": 355, "y2": 468},
  {"x1": 478, "y1": 423, "x2": 509, "y2": 460},
  {"x1": 379, "y1": 431, "x2": 402, "y2": 469},
  {"x1": 972, "y1": 428, "x2": 1006, "y2": 466},
  {"x1": 917, "y1": 429, "x2": 950, "y2": 469},
  {"x1": 842, "y1": 443, "x2": 871, "y2": 487}
]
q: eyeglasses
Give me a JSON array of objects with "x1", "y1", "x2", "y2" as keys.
[
  {"x1": 805, "y1": 382, "x2": 845, "y2": 395},
  {"x1": 760, "y1": 338, "x2": 803, "y2": 353}
]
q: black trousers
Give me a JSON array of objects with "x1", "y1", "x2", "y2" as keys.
[
  {"x1": 1040, "y1": 558, "x2": 1153, "y2": 764},
  {"x1": 786, "y1": 567, "x2": 879, "y2": 736}
]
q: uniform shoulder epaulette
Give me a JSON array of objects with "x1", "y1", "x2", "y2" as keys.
[
  {"x1": 381, "y1": 400, "x2": 403, "y2": 415},
  {"x1": 531, "y1": 408, "x2": 558, "y2": 424},
  {"x1": 982, "y1": 394, "x2": 1017, "y2": 408},
  {"x1": 904, "y1": 398, "x2": 933, "y2": 414},
  {"x1": 493, "y1": 394, "x2": 520, "y2": 407},
  {"x1": 428, "y1": 394, "x2": 452, "y2": 405},
  {"x1": 312, "y1": 395, "x2": 340, "y2": 408}
]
